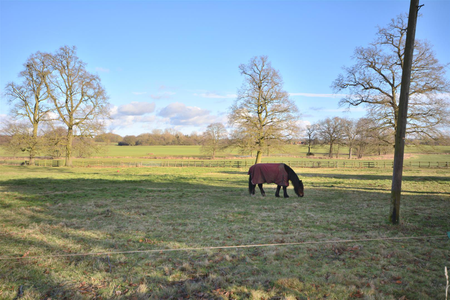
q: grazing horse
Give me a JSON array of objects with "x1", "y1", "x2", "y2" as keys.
[{"x1": 248, "y1": 163, "x2": 304, "y2": 198}]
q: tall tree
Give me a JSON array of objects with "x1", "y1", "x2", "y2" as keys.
[
  {"x1": 44, "y1": 46, "x2": 110, "y2": 166},
  {"x1": 4, "y1": 52, "x2": 51, "y2": 164},
  {"x1": 317, "y1": 117, "x2": 345, "y2": 158},
  {"x1": 201, "y1": 123, "x2": 228, "y2": 159},
  {"x1": 332, "y1": 14, "x2": 450, "y2": 141},
  {"x1": 305, "y1": 124, "x2": 318, "y2": 156},
  {"x1": 341, "y1": 118, "x2": 358, "y2": 159},
  {"x1": 352, "y1": 117, "x2": 394, "y2": 158},
  {"x1": 229, "y1": 56, "x2": 300, "y2": 164}
]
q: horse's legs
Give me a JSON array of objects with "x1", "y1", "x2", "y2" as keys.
[
  {"x1": 283, "y1": 186, "x2": 289, "y2": 198},
  {"x1": 258, "y1": 184, "x2": 266, "y2": 196},
  {"x1": 250, "y1": 184, "x2": 256, "y2": 195},
  {"x1": 249, "y1": 176, "x2": 256, "y2": 195},
  {"x1": 275, "y1": 185, "x2": 281, "y2": 197}
]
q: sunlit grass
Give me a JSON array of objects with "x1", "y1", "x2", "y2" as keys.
[
  {"x1": 2, "y1": 144, "x2": 450, "y2": 158},
  {"x1": 0, "y1": 165, "x2": 449, "y2": 299}
]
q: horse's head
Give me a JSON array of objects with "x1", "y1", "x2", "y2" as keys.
[{"x1": 295, "y1": 180, "x2": 304, "y2": 197}]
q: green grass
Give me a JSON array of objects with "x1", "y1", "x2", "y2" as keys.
[
  {"x1": 0, "y1": 165, "x2": 449, "y2": 299},
  {"x1": 3, "y1": 145, "x2": 450, "y2": 171},
  {"x1": 105, "y1": 145, "x2": 205, "y2": 157},
  {"x1": 2, "y1": 144, "x2": 450, "y2": 159}
]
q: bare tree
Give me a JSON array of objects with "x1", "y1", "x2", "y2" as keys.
[
  {"x1": 354, "y1": 118, "x2": 394, "y2": 158},
  {"x1": 1, "y1": 121, "x2": 39, "y2": 159},
  {"x1": 341, "y1": 118, "x2": 358, "y2": 159},
  {"x1": 43, "y1": 46, "x2": 110, "y2": 166},
  {"x1": 332, "y1": 14, "x2": 450, "y2": 141},
  {"x1": 305, "y1": 124, "x2": 318, "y2": 156},
  {"x1": 3, "y1": 52, "x2": 51, "y2": 164},
  {"x1": 229, "y1": 130, "x2": 254, "y2": 156},
  {"x1": 354, "y1": 118, "x2": 375, "y2": 158},
  {"x1": 229, "y1": 56, "x2": 300, "y2": 164},
  {"x1": 41, "y1": 126, "x2": 66, "y2": 158},
  {"x1": 317, "y1": 117, "x2": 345, "y2": 158},
  {"x1": 201, "y1": 123, "x2": 228, "y2": 159}
]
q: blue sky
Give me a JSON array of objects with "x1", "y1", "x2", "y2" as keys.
[{"x1": 1, "y1": 0, "x2": 449, "y2": 136}]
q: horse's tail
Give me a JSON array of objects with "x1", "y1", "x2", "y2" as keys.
[{"x1": 248, "y1": 174, "x2": 253, "y2": 194}]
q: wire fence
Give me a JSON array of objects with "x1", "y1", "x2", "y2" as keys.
[
  {"x1": 1, "y1": 234, "x2": 447, "y2": 261},
  {"x1": 1, "y1": 159, "x2": 449, "y2": 169}
]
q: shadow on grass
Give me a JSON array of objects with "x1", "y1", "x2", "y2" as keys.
[
  {"x1": 1, "y1": 175, "x2": 249, "y2": 298},
  {"x1": 301, "y1": 171, "x2": 450, "y2": 182},
  {"x1": 217, "y1": 170, "x2": 248, "y2": 175},
  {"x1": 1, "y1": 171, "x2": 449, "y2": 299}
]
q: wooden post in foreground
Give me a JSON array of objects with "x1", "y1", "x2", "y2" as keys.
[{"x1": 390, "y1": 0, "x2": 421, "y2": 224}]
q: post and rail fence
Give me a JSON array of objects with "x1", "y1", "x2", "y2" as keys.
[{"x1": 0, "y1": 159, "x2": 449, "y2": 169}]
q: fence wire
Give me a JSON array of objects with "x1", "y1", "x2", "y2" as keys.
[{"x1": 1, "y1": 159, "x2": 449, "y2": 169}]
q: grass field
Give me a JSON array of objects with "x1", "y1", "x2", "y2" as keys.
[
  {"x1": 2, "y1": 145, "x2": 450, "y2": 170},
  {"x1": 0, "y1": 165, "x2": 449, "y2": 299},
  {"x1": 2, "y1": 144, "x2": 450, "y2": 159}
]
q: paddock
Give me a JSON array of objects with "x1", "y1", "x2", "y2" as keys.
[{"x1": 0, "y1": 165, "x2": 449, "y2": 299}]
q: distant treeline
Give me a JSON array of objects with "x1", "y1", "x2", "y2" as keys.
[{"x1": 94, "y1": 130, "x2": 206, "y2": 146}]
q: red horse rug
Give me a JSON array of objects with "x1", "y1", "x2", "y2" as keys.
[{"x1": 248, "y1": 163, "x2": 289, "y2": 187}]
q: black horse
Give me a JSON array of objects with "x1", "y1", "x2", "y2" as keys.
[{"x1": 248, "y1": 163, "x2": 304, "y2": 198}]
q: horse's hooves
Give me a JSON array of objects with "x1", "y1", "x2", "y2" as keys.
[
  {"x1": 284, "y1": 195, "x2": 289, "y2": 198},
  {"x1": 275, "y1": 194, "x2": 280, "y2": 198}
]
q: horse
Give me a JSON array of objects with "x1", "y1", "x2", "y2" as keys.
[{"x1": 248, "y1": 163, "x2": 304, "y2": 198}]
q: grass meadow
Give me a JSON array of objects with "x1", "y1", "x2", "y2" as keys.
[
  {"x1": 2, "y1": 144, "x2": 450, "y2": 159},
  {"x1": 0, "y1": 164, "x2": 449, "y2": 299},
  {"x1": 2, "y1": 145, "x2": 450, "y2": 170}
]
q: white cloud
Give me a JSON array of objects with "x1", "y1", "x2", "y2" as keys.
[
  {"x1": 107, "y1": 100, "x2": 228, "y2": 135},
  {"x1": 44, "y1": 111, "x2": 60, "y2": 120},
  {"x1": 132, "y1": 92, "x2": 147, "y2": 95},
  {"x1": 158, "y1": 102, "x2": 213, "y2": 126},
  {"x1": 107, "y1": 110, "x2": 157, "y2": 133},
  {"x1": 117, "y1": 102, "x2": 156, "y2": 116},
  {"x1": 0, "y1": 114, "x2": 11, "y2": 129},
  {"x1": 296, "y1": 120, "x2": 311, "y2": 131}
]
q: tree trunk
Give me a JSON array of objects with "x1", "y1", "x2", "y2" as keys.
[
  {"x1": 29, "y1": 147, "x2": 36, "y2": 165},
  {"x1": 390, "y1": 0, "x2": 419, "y2": 225},
  {"x1": 65, "y1": 127, "x2": 73, "y2": 167},
  {"x1": 29, "y1": 122, "x2": 40, "y2": 165},
  {"x1": 255, "y1": 150, "x2": 263, "y2": 164}
]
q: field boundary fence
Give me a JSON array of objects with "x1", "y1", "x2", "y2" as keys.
[
  {"x1": 158, "y1": 160, "x2": 450, "y2": 169},
  {"x1": 0, "y1": 159, "x2": 449, "y2": 169}
]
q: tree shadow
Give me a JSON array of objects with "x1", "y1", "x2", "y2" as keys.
[
  {"x1": 217, "y1": 170, "x2": 248, "y2": 175},
  {"x1": 1, "y1": 170, "x2": 449, "y2": 299},
  {"x1": 301, "y1": 171, "x2": 450, "y2": 183},
  {"x1": 1, "y1": 174, "x2": 248, "y2": 298}
]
